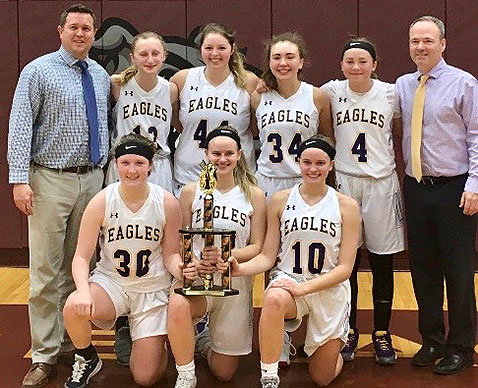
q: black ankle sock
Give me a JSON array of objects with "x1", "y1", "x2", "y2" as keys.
[
  {"x1": 115, "y1": 316, "x2": 129, "y2": 330},
  {"x1": 76, "y1": 344, "x2": 96, "y2": 360}
]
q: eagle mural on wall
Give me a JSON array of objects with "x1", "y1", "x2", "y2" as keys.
[{"x1": 89, "y1": 17, "x2": 261, "y2": 79}]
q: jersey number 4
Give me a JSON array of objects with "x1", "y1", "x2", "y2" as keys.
[
  {"x1": 292, "y1": 241, "x2": 325, "y2": 275},
  {"x1": 268, "y1": 132, "x2": 302, "y2": 163},
  {"x1": 351, "y1": 133, "x2": 367, "y2": 162},
  {"x1": 115, "y1": 249, "x2": 151, "y2": 277},
  {"x1": 194, "y1": 119, "x2": 229, "y2": 148}
]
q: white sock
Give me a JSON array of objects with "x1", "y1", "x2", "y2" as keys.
[
  {"x1": 260, "y1": 361, "x2": 279, "y2": 379},
  {"x1": 176, "y1": 360, "x2": 195, "y2": 375}
]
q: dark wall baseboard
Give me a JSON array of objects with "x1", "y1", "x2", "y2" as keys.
[
  {"x1": 3, "y1": 248, "x2": 478, "y2": 272},
  {"x1": 0, "y1": 248, "x2": 28, "y2": 267}
]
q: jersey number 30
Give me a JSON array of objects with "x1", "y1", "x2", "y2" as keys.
[
  {"x1": 115, "y1": 249, "x2": 151, "y2": 277},
  {"x1": 291, "y1": 241, "x2": 325, "y2": 275}
]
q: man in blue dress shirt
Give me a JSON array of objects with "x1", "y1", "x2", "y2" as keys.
[
  {"x1": 7, "y1": 4, "x2": 110, "y2": 387},
  {"x1": 396, "y1": 15, "x2": 478, "y2": 375}
]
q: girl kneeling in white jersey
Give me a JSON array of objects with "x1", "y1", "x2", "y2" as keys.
[
  {"x1": 168, "y1": 126, "x2": 266, "y2": 388},
  {"x1": 231, "y1": 135, "x2": 360, "y2": 388},
  {"x1": 106, "y1": 32, "x2": 178, "y2": 192},
  {"x1": 253, "y1": 32, "x2": 332, "y2": 199},
  {"x1": 321, "y1": 38, "x2": 405, "y2": 365},
  {"x1": 63, "y1": 134, "x2": 196, "y2": 388},
  {"x1": 171, "y1": 23, "x2": 259, "y2": 197}
]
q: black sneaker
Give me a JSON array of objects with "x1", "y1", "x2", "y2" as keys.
[
  {"x1": 64, "y1": 353, "x2": 102, "y2": 388},
  {"x1": 372, "y1": 330, "x2": 397, "y2": 365},
  {"x1": 412, "y1": 344, "x2": 446, "y2": 366},
  {"x1": 341, "y1": 328, "x2": 359, "y2": 362},
  {"x1": 114, "y1": 325, "x2": 132, "y2": 366}
]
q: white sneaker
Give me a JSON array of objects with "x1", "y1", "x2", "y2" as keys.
[
  {"x1": 195, "y1": 328, "x2": 211, "y2": 358},
  {"x1": 174, "y1": 371, "x2": 197, "y2": 388},
  {"x1": 278, "y1": 331, "x2": 296, "y2": 367},
  {"x1": 260, "y1": 375, "x2": 280, "y2": 388}
]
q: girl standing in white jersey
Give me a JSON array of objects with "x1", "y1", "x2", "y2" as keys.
[
  {"x1": 106, "y1": 32, "x2": 178, "y2": 192},
  {"x1": 168, "y1": 126, "x2": 266, "y2": 388},
  {"x1": 321, "y1": 38, "x2": 405, "y2": 365},
  {"x1": 253, "y1": 32, "x2": 333, "y2": 199},
  {"x1": 171, "y1": 23, "x2": 259, "y2": 197},
  {"x1": 231, "y1": 135, "x2": 360, "y2": 388}
]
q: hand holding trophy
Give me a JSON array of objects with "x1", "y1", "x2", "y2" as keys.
[{"x1": 175, "y1": 161, "x2": 238, "y2": 296}]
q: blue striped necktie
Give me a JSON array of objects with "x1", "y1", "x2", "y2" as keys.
[{"x1": 76, "y1": 60, "x2": 100, "y2": 165}]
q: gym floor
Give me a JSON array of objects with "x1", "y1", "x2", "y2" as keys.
[{"x1": 1, "y1": 268, "x2": 477, "y2": 387}]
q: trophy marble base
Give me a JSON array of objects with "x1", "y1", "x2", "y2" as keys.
[{"x1": 174, "y1": 285, "x2": 239, "y2": 297}]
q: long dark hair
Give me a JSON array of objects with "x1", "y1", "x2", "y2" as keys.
[{"x1": 262, "y1": 31, "x2": 307, "y2": 90}]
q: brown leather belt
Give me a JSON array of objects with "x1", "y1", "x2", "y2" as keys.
[{"x1": 33, "y1": 162, "x2": 97, "y2": 174}]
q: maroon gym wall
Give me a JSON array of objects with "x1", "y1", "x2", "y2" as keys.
[{"x1": 1, "y1": 0, "x2": 477, "y2": 261}]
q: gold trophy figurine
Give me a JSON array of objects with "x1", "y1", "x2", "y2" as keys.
[
  {"x1": 200, "y1": 161, "x2": 216, "y2": 290},
  {"x1": 175, "y1": 161, "x2": 238, "y2": 297}
]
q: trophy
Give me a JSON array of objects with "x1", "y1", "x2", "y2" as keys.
[{"x1": 175, "y1": 161, "x2": 239, "y2": 297}]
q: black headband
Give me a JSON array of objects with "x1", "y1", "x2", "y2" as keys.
[
  {"x1": 115, "y1": 140, "x2": 155, "y2": 161},
  {"x1": 298, "y1": 139, "x2": 336, "y2": 160},
  {"x1": 342, "y1": 41, "x2": 376, "y2": 61},
  {"x1": 205, "y1": 128, "x2": 242, "y2": 149}
]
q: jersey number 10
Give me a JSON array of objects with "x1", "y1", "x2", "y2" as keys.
[{"x1": 291, "y1": 241, "x2": 325, "y2": 275}]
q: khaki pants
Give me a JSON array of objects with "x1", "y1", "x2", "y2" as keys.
[{"x1": 28, "y1": 165, "x2": 103, "y2": 364}]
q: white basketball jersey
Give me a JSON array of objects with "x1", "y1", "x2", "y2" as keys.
[
  {"x1": 95, "y1": 182, "x2": 171, "y2": 292},
  {"x1": 256, "y1": 82, "x2": 319, "y2": 178},
  {"x1": 277, "y1": 185, "x2": 342, "y2": 281},
  {"x1": 114, "y1": 76, "x2": 172, "y2": 156},
  {"x1": 174, "y1": 67, "x2": 252, "y2": 185},
  {"x1": 190, "y1": 183, "x2": 253, "y2": 257},
  {"x1": 321, "y1": 79, "x2": 399, "y2": 178}
]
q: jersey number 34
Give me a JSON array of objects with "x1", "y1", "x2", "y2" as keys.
[{"x1": 268, "y1": 132, "x2": 302, "y2": 163}]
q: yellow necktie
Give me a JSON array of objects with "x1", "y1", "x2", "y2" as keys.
[{"x1": 411, "y1": 74, "x2": 430, "y2": 182}]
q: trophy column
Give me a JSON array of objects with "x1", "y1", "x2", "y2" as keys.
[
  {"x1": 182, "y1": 228, "x2": 193, "y2": 289},
  {"x1": 203, "y1": 192, "x2": 214, "y2": 291}
]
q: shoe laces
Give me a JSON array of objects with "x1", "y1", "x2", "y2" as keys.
[
  {"x1": 195, "y1": 329, "x2": 211, "y2": 358},
  {"x1": 283, "y1": 332, "x2": 297, "y2": 356},
  {"x1": 175, "y1": 371, "x2": 197, "y2": 388},
  {"x1": 374, "y1": 333, "x2": 392, "y2": 351},
  {"x1": 344, "y1": 331, "x2": 357, "y2": 350},
  {"x1": 71, "y1": 355, "x2": 88, "y2": 382},
  {"x1": 261, "y1": 376, "x2": 280, "y2": 388}
]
